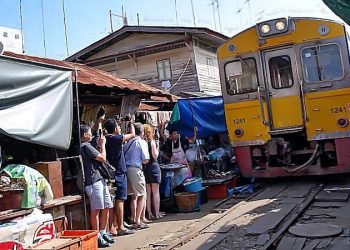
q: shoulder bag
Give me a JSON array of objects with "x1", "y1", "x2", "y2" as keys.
[{"x1": 83, "y1": 145, "x2": 115, "y2": 180}]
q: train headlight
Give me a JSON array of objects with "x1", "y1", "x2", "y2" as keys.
[
  {"x1": 234, "y1": 128, "x2": 244, "y2": 137},
  {"x1": 257, "y1": 18, "x2": 289, "y2": 38},
  {"x1": 275, "y1": 21, "x2": 286, "y2": 31},
  {"x1": 260, "y1": 24, "x2": 271, "y2": 34},
  {"x1": 337, "y1": 118, "x2": 349, "y2": 128}
]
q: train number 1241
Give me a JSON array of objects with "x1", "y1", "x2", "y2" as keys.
[
  {"x1": 233, "y1": 118, "x2": 246, "y2": 124},
  {"x1": 330, "y1": 107, "x2": 347, "y2": 114}
]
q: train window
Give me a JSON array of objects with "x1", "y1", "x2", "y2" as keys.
[
  {"x1": 268, "y1": 56, "x2": 293, "y2": 89},
  {"x1": 225, "y1": 58, "x2": 258, "y2": 95},
  {"x1": 302, "y1": 44, "x2": 343, "y2": 83}
]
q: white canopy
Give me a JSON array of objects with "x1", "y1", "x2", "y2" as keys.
[{"x1": 0, "y1": 55, "x2": 73, "y2": 150}]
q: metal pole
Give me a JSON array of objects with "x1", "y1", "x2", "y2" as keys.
[
  {"x1": 40, "y1": 0, "x2": 47, "y2": 57},
  {"x1": 123, "y1": 12, "x2": 128, "y2": 26},
  {"x1": 74, "y1": 68, "x2": 88, "y2": 230},
  {"x1": 190, "y1": 0, "x2": 196, "y2": 27},
  {"x1": 216, "y1": 0, "x2": 223, "y2": 33},
  {"x1": 137, "y1": 13, "x2": 140, "y2": 26},
  {"x1": 174, "y1": 0, "x2": 179, "y2": 26},
  {"x1": 109, "y1": 9, "x2": 113, "y2": 33},
  {"x1": 62, "y1": 0, "x2": 69, "y2": 57},
  {"x1": 19, "y1": 0, "x2": 25, "y2": 53}
]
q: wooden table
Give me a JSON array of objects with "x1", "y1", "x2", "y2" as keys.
[
  {"x1": 0, "y1": 195, "x2": 82, "y2": 222},
  {"x1": 202, "y1": 175, "x2": 237, "y2": 186}
]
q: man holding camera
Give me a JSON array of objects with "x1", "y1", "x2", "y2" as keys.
[
  {"x1": 80, "y1": 124, "x2": 114, "y2": 248},
  {"x1": 104, "y1": 118, "x2": 136, "y2": 236}
]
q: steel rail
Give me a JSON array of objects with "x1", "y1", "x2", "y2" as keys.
[
  {"x1": 165, "y1": 184, "x2": 269, "y2": 250},
  {"x1": 262, "y1": 184, "x2": 324, "y2": 250}
]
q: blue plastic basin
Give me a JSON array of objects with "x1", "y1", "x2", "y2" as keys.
[{"x1": 183, "y1": 178, "x2": 203, "y2": 193}]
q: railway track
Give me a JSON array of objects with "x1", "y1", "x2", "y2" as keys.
[{"x1": 170, "y1": 175, "x2": 350, "y2": 250}]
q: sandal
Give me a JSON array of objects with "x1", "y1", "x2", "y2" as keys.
[
  {"x1": 147, "y1": 214, "x2": 155, "y2": 220},
  {"x1": 109, "y1": 231, "x2": 118, "y2": 237},
  {"x1": 117, "y1": 228, "x2": 135, "y2": 236},
  {"x1": 132, "y1": 222, "x2": 149, "y2": 230},
  {"x1": 154, "y1": 215, "x2": 162, "y2": 220},
  {"x1": 142, "y1": 218, "x2": 152, "y2": 224}
]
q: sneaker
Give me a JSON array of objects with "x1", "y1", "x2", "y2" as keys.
[
  {"x1": 102, "y1": 232, "x2": 115, "y2": 244},
  {"x1": 98, "y1": 236, "x2": 110, "y2": 248}
]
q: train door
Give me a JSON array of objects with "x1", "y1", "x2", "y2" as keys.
[{"x1": 262, "y1": 47, "x2": 304, "y2": 131}]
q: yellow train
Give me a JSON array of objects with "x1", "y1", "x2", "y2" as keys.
[{"x1": 217, "y1": 17, "x2": 350, "y2": 177}]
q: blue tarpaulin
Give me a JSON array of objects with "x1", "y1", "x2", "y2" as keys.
[{"x1": 168, "y1": 96, "x2": 227, "y2": 139}]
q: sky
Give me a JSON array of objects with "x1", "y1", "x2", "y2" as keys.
[{"x1": 0, "y1": 0, "x2": 344, "y2": 60}]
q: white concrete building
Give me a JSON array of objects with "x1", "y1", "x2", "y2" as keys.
[{"x1": 0, "y1": 26, "x2": 23, "y2": 54}]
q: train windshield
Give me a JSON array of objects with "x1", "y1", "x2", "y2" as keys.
[
  {"x1": 225, "y1": 58, "x2": 258, "y2": 95},
  {"x1": 302, "y1": 44, "x2": 343, "y2": 83}
]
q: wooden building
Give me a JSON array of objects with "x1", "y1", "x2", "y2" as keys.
[{"x1": 66, "y1": 26, "x2": 228, "y2": 97}]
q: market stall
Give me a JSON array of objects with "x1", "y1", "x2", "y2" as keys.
[
  {"x1": 160, "y1": 96, "x2": 239, "y2": 212},
  {"x1": 0, "y1": 54, "x2": 77, "y2": 248},
  {"x1": 0, "y1": 52, "x2": 174, "y2": 248}
]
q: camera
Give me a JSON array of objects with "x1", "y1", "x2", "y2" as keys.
[
  {"x1": 96, "y1": 106, "x2": 106, "y2": 119},
  {"x1": 115, "y1": 114, "x2": 131, "y2": 122},
  {"x1": 154, "y1": 128, "x2": 160, "y2": 141},
  {"x1": 98, "y1": 128, "x2": 108, "y2": 136}
]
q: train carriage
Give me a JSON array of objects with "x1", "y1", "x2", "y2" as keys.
[{"x1": 217, "y1": 17, "x2": 350, "y2": 177}]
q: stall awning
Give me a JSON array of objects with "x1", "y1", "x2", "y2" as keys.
[
  {"x1": 0, "y1": 56, "x2": 73, "y2": 150},
  {"x1": 323, "y1": 0, "x2": 350, "y2": 25},
  {"x1": 168, "y1": 96, "x2": 227, "y2": 139}
]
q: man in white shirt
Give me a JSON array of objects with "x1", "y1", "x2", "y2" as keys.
[{"x1": 124, "y1": 123, "x2": 150, "y2": 229}]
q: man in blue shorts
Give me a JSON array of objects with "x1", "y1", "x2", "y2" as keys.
[
  {"x1": 80, "y1": 124, "x2": 115, "y2": 248},
  {"x1": 105, "y1": 118, "x2": 136, "y2": 236}
]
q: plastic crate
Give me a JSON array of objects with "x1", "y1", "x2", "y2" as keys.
[
  {"x1": 59, "y1": 230, "x2": 98, "y2": 250},
  {"x1": 207, "y1": 182, "x2": 229, "y2": 199},
  {"x1": 25, "y1": 238, "x2": 80, "y2": 250},
  {"x1": 227, "y1": 177, "x2": 239, "y2": 189},
  {"x1": 0, "y1": 189, "x2": 23, "y2": 211}
]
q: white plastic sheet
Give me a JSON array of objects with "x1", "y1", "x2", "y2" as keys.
[{"x1": 0, "y1": 56, "x2": 73, "y2": 149}]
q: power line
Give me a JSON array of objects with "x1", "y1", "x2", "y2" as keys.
[
  {"x1": 211, "y1": 0, "x2": 217, "y2": 31},
  {"x1": 215, "y1": 0, "x2": 223, "y2": 33},
  {"x1": 236, "y1": 0, "x2": 242, "y2": 26},
  {"x1": 244, "y1": 0, "x2": 252, "y2": 24},
  {"x1": 40, "y1": 0, "x2": 47, "y2": 57}
]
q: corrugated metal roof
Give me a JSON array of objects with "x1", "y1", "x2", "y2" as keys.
[
  {"x1": 139, "y1": 103, "x2": 160, "y2": 111},
  {"x1": 66, "y1": 25, "x2": 229, "y2": 62},
  {"x1": 3, "y1": 51, "x2": 173, "y2": 99},
  {"x1": 180, "y1": 91, "x2": 217, "y2": 97}
]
